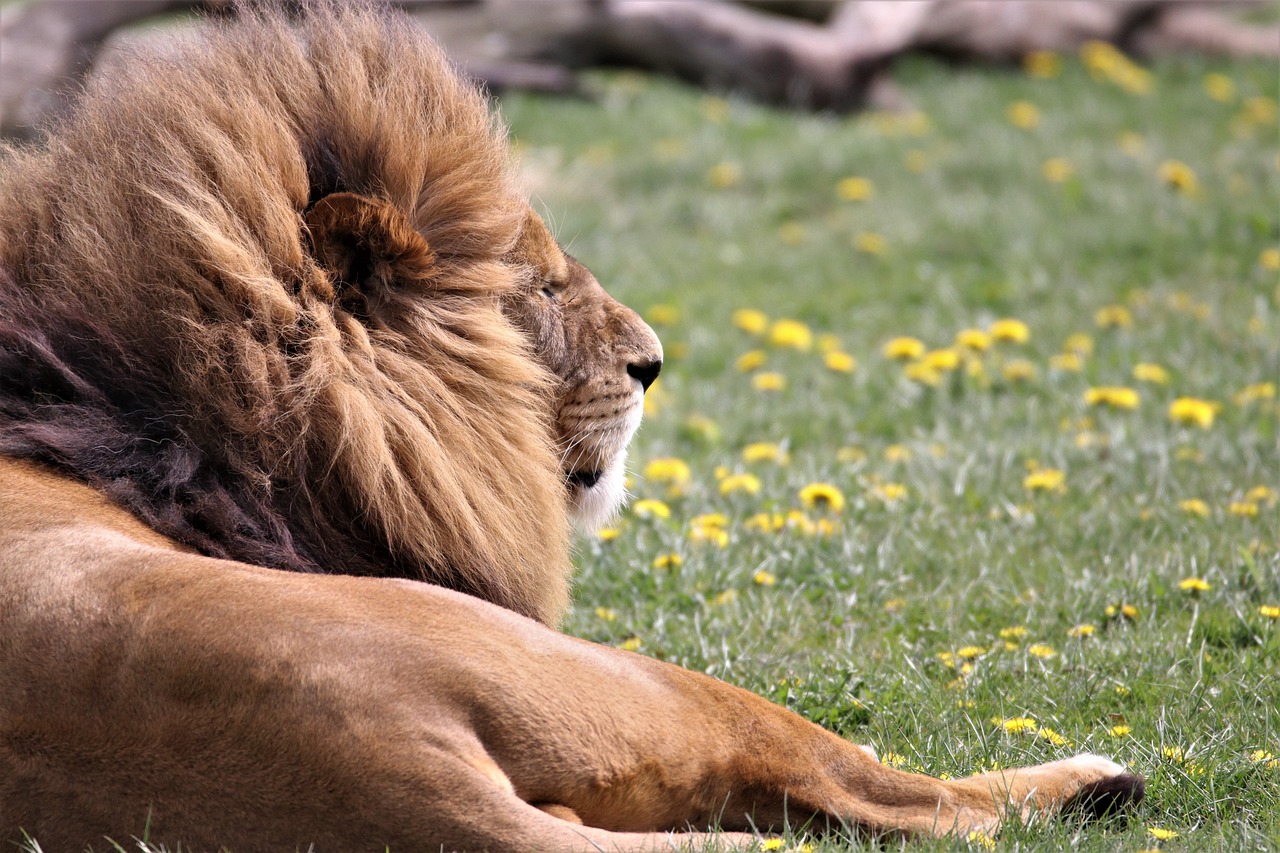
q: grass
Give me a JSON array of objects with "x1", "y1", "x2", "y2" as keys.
[{"x1": 500, "y1": 45, "x2": 1280, "y2": 852}]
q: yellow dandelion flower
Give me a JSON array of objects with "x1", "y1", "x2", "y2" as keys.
[
  {"x1": 745, "y1": 512, "x2": 785, "y2": 534},
  {"x1": 595, "y1": 607, "x2": 617, "y2": 622},
  {"x1": 711, "y1": 589, "x2": 737, "y2": 607},
  {"x1": 836, "y1": 176, "x2": 875, "y2": 201},
  {"x1": 989, "y1": 318, "x2": 1030, "y2": 343},
  {"x1": 955, "y1": 328, "x2": 991, "y2": 351},
  {"x1": 996, "y1": 716, "x2": 1039, "y2": 735},
  {"x1": 967, "y1": 830, "x2": 997, "y2": 849},
  {"x1": 735, "y1": 350, "x2": 767, "y2": 372},
  {"x1": 1245, "y1": 486, "x2": 1276, "y2": 503},
  {"x1": 1042, "y1": 157, "x2": 1073, "y2": 183},
  {"x1": 799, "y1": 482, "x2": 846, "y2": 513},
  {"x1": 1028, "y1": 644, "x2": 1056, "y2": 658},
  {"x1": 1179, "y1": 577, "x2": 1211, "y2": 592},
  {"x1": 644, "y1": 458, "x2": 691, "y2": 487},
  {"x1": 1250, "y1": 749, "x2": 1278, "y2": 768},
  {"x1": 854, "y1": 231, "x2": 888, "y2": 255},
  {"x1": 1024, "y1": 468, "x2": 1067, "y2": 492},
  {"x1": 1178, "y1": 499, "x2": 1210, "y2": 517},
  {"x1": 742, "y1": 442, "x2": 788, "y2": 465},
  {"x1": 1133, "y1": 362, "x2": 1170, "y2": 384},
  {"x1": 707, "y1": 161, "x2": 741, "y2": 189},
  {"x1": 784, "y1": 510, "x2": 817, "y2": 536},
  {"x1": 752, "y1": 372, "x2": 786, "y2": 392},
  {"x1": 1169, "y1": 397, "x2": 1218, "y2": 428},
  {"x1": 691, "y1": 513, "x2": 728, "y2": 530},
  {"x1": 1110, "y1": 725, "x2": 1132, "y2": 737},
  {"x1": 719, "y1": 473, "x2": 762, "y2": 496},
  {"x1": 1095, "y1": 305, "x2": 1133, "y2": 329},
  {"x1": 870, "y1": 482, "x2": 909, "y2": 503},
  {"x1": 753, "y1": 570, "x2": 777, "y2": 587},
  {"x1": 1228, "y1": 501, "x2": 1259, "y2": 517},
  {"x1": 1157, "y1": 159, "x2": 1199, "y2": 194},
  {"x1": 1261, "y1": 248, "x2": 1280, "y2": 270},
  {"x1": 921, "y1": 348, "x2": 961, "y2": 371},
  {"x1": 884, "y1": 444, "x2": 912, "y2": 463},
  {"x1": 883, "y1": 336, "x2": 926, "y2": 360},
  {"x1": 957, "y1": 646, "x2": 986, "y2": 659},
  {"x1": 596, "y1": 527, "x2": 621, "y2": 542},
  {"x1": 999, "y1": 626, "x2": 1028, "y2": 640},
  {"x1": 733, "y1": 308, "x2": 769, "y2": 335},
  {"x1": 652, "y1": 552, "x2": 683, "y2": 570},
  {"x1": 1038, "y1": 727, "x2": 1070, "y2": 747},
  {"x1": 1203, "y1": 72, "x2": 1235, "y2": 102},
  {"x1": 1006, "y1": 101, "x2": 1041, "y2": 129},
  {"x1": 1147, "y1": 827, "x2": 1179, "y2": 841},
  {"x1": 646, "y1": 304, "x2": 679, "y2": 326},
  {"x1": 768, "y1": 319, "x2": 813, "y2": 351},
  {"x1": 837, "y1": 445, "x2": 867, "y2": 463},
  {"x1": 1002, "y1": 360, "x2": 1036, "y2": 382},
  {"x1": 824, "y1": 351, "x2": 857, "y2": 373},
  {"x1": 1050, "y1": 352, "x2": 1083, "y2": 372},
  {"x1": 1069, "y1": 624, "x2": 1096, "y2": 638},
  {"x1": 1085, "y1": 386, "x2": 1141, "y2": 410},
  {"x1": 880, "y1": 751, "x2": 908, "y2": 768},
  {"x1": 619, "y1": 636, "x2": 642, "y2": 652},
  {"x1": 632, "y1": 499, "x2": 671, "y2": 520},
  {"x1": 690, "y1": 525, "x2": 729, "y2": 549},
  {"x1": 1024, "y1": 50, "x2": 1062, "y2": 79},
  {"x1": 1260, "y1": 605, "x2": 1280, "y2": 619},
  {"x1": 1242, "y1": 96, "x2": 1277, "y2": 125},
  {"x1": 1236, "y1": 382, "x2": 1276, "y2": 405}
]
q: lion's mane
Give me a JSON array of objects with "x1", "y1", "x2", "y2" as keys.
[{"x1": 0, "y1": 3, "x2": 573, "y2": 622}]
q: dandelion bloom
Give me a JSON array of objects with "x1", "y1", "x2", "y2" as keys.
[
  {"x1": 1006, "y1": 101, "x2": 1041, "y2": 129},
  {"x1": 1085, "y1": 386, "x2": 1140, "y2": 410},
  {"x1": 595, "y1": 607, "x2": 617, "y2": 622},
  {"x1": 1024, "y1": 468, "x2": 1066, "y2": 492},
  {"x1": 1203, "y1": 72, "x2": 1235, "y2": 102},
  {"x1": 836, "y1": 176, "x2": 875, "y2": 201},
  {"x1": 1250, "y1": 749, "x2": 1278, "y2": 768},
  {"x1": 882, "y1": 336, "x2": 926, "y2": 360},
  {"x1": 1132, "y1": 362, "x2": 1170, "y2": 384},
  {"x1": 955, "y1": 328, "x2": 990, "y2": 351},
  {"x1": 1023, "y1": 50, "x2": 1062, "y2": 78},
  {"x1": 1245, "y1": 486, "x2": 1276, "y2": 504},
  {"x1": 768, "y1": 319, "x2": 813, "y2": 350},
  {"x1": 1157, "y1": 159, "x2": 1199, "y2": 194},
  {"x1": 732, "y1": 308, "x2": 769, "y2": 334},
  {"x1": 1038, "y1": 727, "x2": 1070, "y2": 747},
  {"x1": 646, "y1": 304, "x2": 679, "y2": 326},
  {"x1": 1094, "y1": 306, "x2": 1133, "y2": 329},
  {"x1": 1235, "y1": 382, "x2": 1276, "y2": 405},
  {"x1": 1106, "y1": 603, "x2": 1140, "y2": 620},
  {"x1": 753, "y1": 570, "x2": 777, "y2": 586},
  {"x1": 1179, "y1": 577, "x2": 1211, "y2": 592},
  {"x1": 921, "y1": 348, "x2": 961, "y2": 371},
  {"x1": 1260, "y1": 248, "x2": 1280, "y2": 271},
  {"x1": 870, "y1": 482, "x2": 909, "y2": 503},
  {"x1": 1178, "y1": 499, "x2": 1210, "y2": 517},
  {"x1": 644, "y1": 457, "x2": 691, "y2": 487},
  {"x1": 995, "y1": 716, "x2": 1039, "y2": 735},
  {"x1": 884, "y1": 444, "x2": 912, "y2": 462},
  {"x1": 1109, "y1": 725, "x2": 1132, "y2": 737},
  {"x1": 619, "y1": 637, "x2": 642, "y2": 652},
  {"x1": 966, "y1": 831, "x2": 997, "y2": 850},
  {"x1": 735, "y1": 350, "x2": 767, "y2": 372},
  {"x1": 1228, "y1": 501, "x2": 1259, "y2": 517},
  {"x1": 989, "y1": 318, "x2": 1030, "y2": 343},
  {"x1": 957, "y1": 645, "x2": 986, "y2": 659},
  {"x1": 824, "y1": 351, "x2": 857, "y2": 373},
  {"x1": 751, "y1": 372, "x2": 786, "y2": 392},
  {"x1": 837, "y1": 446, "x2": 867, "y2": 463},
  {"x1": 742, "y1": 442, "x2": 788, "y2": 464},
  {"x1": 652, "y1": 553, "x2": 683, "y2": 570},
  {"x1": 689, "y1": 523, "x2": 729, "y2": 548},
  {"x1": 1169, "y1": 397, "x2": 1218, "y2": 428},
  {"x1": 854, "y1": 231, "x2": 887, "y2": 255},
  {"x1": 1028, "y1": 644, "x2": 1056, "y2": 658},
  {"x1": 597, "y1": 527, "x2": 620, "y2": 542},
  {"x1": 719, "y1": 473, "x2": 762, "y2": 496},
  {"x1": 1147, "y1": 828, "x2": 1179, "y2": 841},
  {"x1": 1068, "y1": 624, "x2": 1096, "y2": 638},
  {"x1": 1260, "y1": 606, "x2": 1280, "y2": 619},
  {"x1": 1002, "y1": 360, "x2": 1036, "y2": 382},
  {"x1": 707, "y1": 161, "x2": 741, "y2": 189},
  {"x1": 745, "y1": 512, "x2": 785, "y2": 533},
  {"x1": 799, "y1": 482, "x2": 846, "y2": 513},
  {"x1": 632, "y1": 498, "x2": 671, "y2": 520},
  {"x1": 1042, "y1": 157, "x2": 1073, "y2": 183},
  {"x1": 1050, "y1": 352, "x2": 1083, "y2": 372},
  {"x1": 999, "y1": 626, "x2": 1028, "y2": 640}
]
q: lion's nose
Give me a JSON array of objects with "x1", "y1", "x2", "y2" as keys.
[{"x1": 627, "y1": 358, "x2": 662, "y2": 393}]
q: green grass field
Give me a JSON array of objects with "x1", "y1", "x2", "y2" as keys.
[{"x1": 500, "y1": 45, "x2": 1280, "y2": 852}]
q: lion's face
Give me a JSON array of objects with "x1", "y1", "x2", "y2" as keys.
[{"x1": 504, "y1": 212, "x2": 663, "y2": 529}]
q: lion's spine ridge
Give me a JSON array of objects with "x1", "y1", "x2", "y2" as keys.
[{"x1": 0, "y1": 3, "x2": 572, "y2": 623}]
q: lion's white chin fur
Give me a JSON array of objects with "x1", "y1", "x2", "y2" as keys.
[{"x1": 567, "y1": 396, "x2": 645, "y2": 531}]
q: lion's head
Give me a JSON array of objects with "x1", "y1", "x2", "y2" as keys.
[{"x1": 0, "y1": 3, "x2": 659, "y2": 625}]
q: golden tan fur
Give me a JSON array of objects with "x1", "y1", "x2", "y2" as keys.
[{"x1": 0, "y1": 4, "x2": 1139, "y2": 850}]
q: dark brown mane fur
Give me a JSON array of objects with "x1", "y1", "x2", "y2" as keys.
[{"x1": 0, "y1": 2, "x2": 573, "y2": 622}]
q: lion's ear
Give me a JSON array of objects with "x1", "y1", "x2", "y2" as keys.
[{"x1": 304, "y1": 192, "x2": 435, "y2": 308}]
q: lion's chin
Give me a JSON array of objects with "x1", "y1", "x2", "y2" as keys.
[{"x1": 568, "y1": 454, "x2": 628, "y2": 532}]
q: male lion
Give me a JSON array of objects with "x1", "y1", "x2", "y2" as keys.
[{"x1": 0, "y1": 4, "x2": 1141, "y2": 850}]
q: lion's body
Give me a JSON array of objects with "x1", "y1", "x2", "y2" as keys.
[{"x1": 0, "y1": 4, "x2": 1139, "y2": 850}]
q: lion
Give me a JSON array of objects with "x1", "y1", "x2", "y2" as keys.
[{"x1": 0, "y1": 3, "x2": 1141, "y2": 850}]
